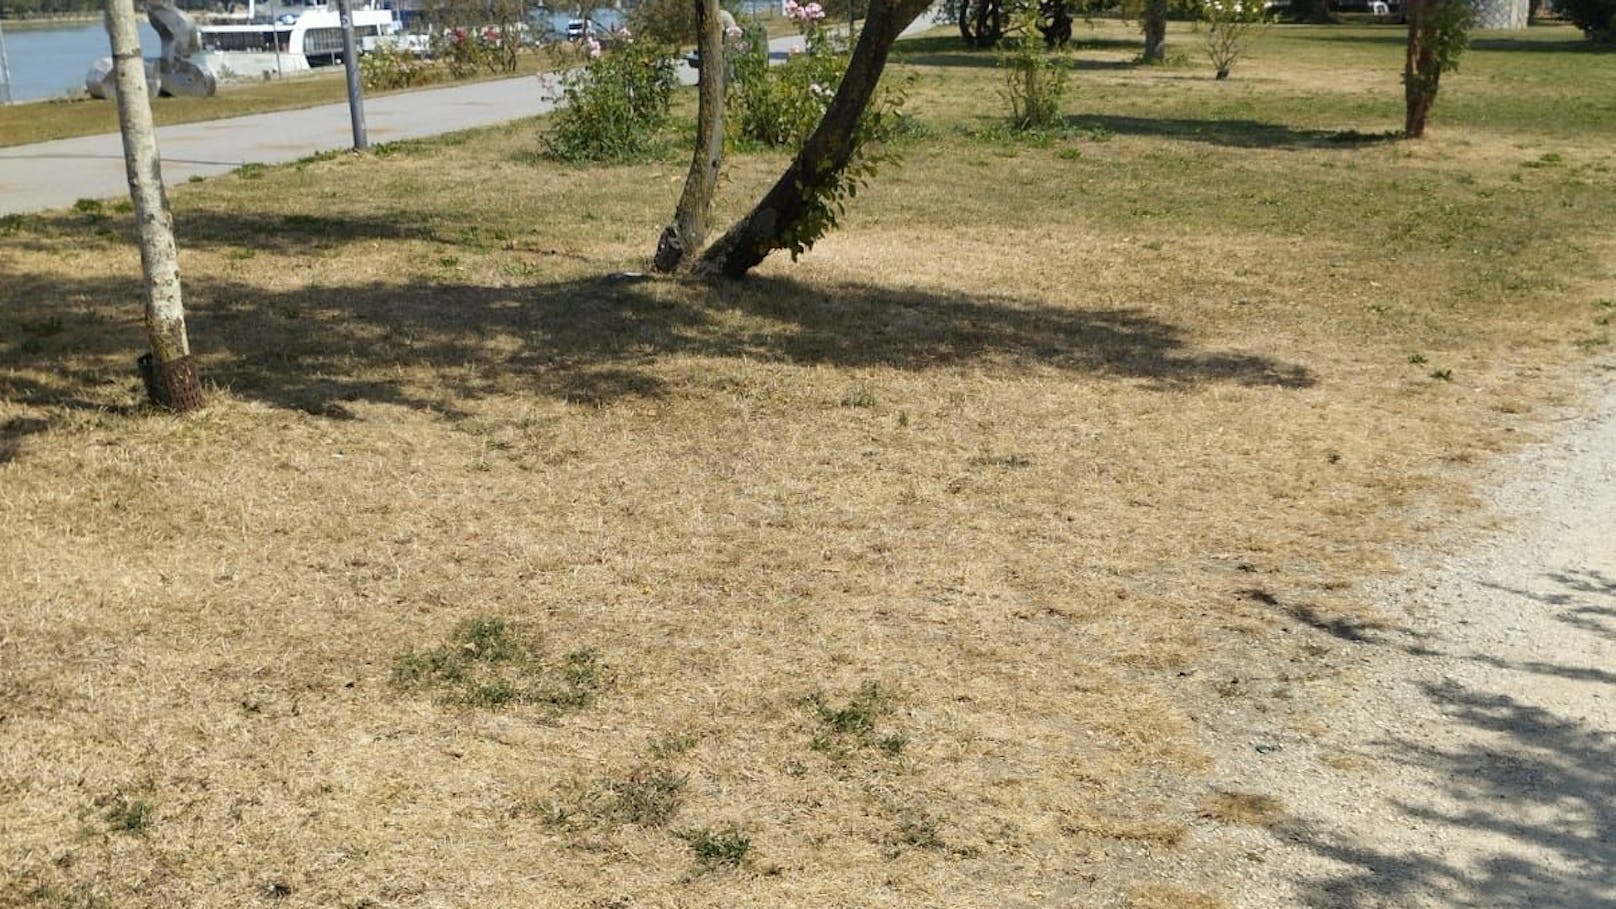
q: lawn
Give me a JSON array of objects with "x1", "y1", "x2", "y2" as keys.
[{"x1": 2, "y1": 18, "x2": 1613, "y2": 909}]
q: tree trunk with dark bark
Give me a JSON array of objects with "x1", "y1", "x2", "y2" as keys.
[
  {"x1": 1403, "y1": 0, "x2": 1435, "y2": 138},
  {"x1": 1142, "y1": 0, "x2": 1168, "y2": 62},
  {"x1": 654, "y1": 0, "x2": 726, "y2": 272},
  {"x1": 106, "y1": 0, "x2": 204, "y2": 412},
  {"x1": 1291, "y1": 0, "x2": 1335, "y2": 24},
  {"x1": 695, "y1": 0, "x2": 932, "y2": 278}
]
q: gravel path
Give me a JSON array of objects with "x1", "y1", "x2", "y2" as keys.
[{"x1": 1216, "y1": 370, "x2": 1616, "y2": 907}]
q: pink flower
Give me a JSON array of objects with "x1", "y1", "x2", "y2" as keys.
[{"x1": 586, "y1": 36, "x2": 602, "y2": 58}]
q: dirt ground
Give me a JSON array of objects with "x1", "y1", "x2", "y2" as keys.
[{"x1": 1183, "y1": 368, "x2": 1616, "y2": 908}]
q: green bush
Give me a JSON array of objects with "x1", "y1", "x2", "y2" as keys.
[
  {"x1": 361, "y1": 44, "x2": 441, "y2": 91},
  {"x1": 543, "y1": 36, "x2": 679, "y2": 162},
  {"x1": 1559, "y1": 0, "x2": 1616, "y2": 40}
]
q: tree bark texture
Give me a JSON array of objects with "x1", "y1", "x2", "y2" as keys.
[
  {"x1": 696, "y1": 0, "x2": 932, "y2": 278},
  {"x1": 106, "y1": 0, "x2": 203, "y2": 411},
  {"x1": 654, "y1": 0, "x2": 726, "y2": 273},
  {"x1": 1403, "y1": 0, "x2": 1435, "y2": 138},
  {"x1": 1142, "y1": 0, "x2": 1168, "y2": 62}
]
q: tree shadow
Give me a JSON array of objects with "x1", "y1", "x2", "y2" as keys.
[
  {"x1": 892, "y1": 34, "x2": 1142, "y2": 71},
  {"x1": 1479, "y1": 569, "x2": 1616, "y2": 644},
  {"x1": 1282, "y1": 682, "x2": 1616, "y2": 908},
  {"x1": 1313, "y1": 32, "x2": 1613, "y2": 53},
  {"x1": 0, "y1": 265, "x2": 1314, "y2": 434},
  {"x1": 1279, "y1": 567, "x2": 1616, "y2": 907},
  {"x1": 1062, "y1": 114, "x2": 1400, "y2": 149}
]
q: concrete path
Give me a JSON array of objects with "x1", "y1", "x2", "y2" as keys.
[{"x1": 0, "y1": 15, "x2": 941, "y2": 216}]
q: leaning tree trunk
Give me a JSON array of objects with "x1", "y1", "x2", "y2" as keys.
[
  {"x1": 106, "y1": 0, "x2": 204, "y2": 412},
  {"x1": 654, "y1": 0, "x2": 726, "y2": 273},
  {"x1": 1142, "y1": 0, "x2": 1168, "y2": 62},
  {"x1": 1403, "y1": 0, "x2": 1437, "y2": 138},
  {"x1": 696, "y1": 0, "x2": 933, "y2": 278}
]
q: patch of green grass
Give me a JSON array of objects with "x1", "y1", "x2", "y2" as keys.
[
  {"x1": 607, "y1": 765, "x2": 688, "y2": 826},
  {"x1": 391, "y1": 618, "x2": 604, "y2": 713},
  {"x1": 683, "y1": 825, "x2": 752, "y2": 871},
  {"x1": 105, "y1": 798, "x2": 154, "y2": 835}
]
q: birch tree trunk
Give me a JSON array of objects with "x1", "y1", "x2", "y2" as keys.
[
  {"x1": 653, "y1": 0, "x2": 725, "y2": 273},
  {"x1": 695, "y1": 0, "x2": 931, "y2": 278},
  {"x1": 106, "y1": 0, "x2": 204, "y2": 412}
]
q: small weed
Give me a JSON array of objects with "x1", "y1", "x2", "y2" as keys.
[
  {"x1": 106, "y1": 798, "x2": 154, "y2": 835},
  {"x1": 969, "y1": 453, "x2": 1033, "y2": 469},
  {"x1": 456, "y1": 616, "x2": 517, "y2": 661},
  {"x1": 684, "y1": 825, "x2": 751, "y2": 870},
  {"x1": 879, "y1": 734, "x2": 908, "y2": 756},
  {"x1": 111, "y1": 200, "x2": 133, "y2": 214},
  {"x1": 437, "y1": 256, "x2": 461, "y2": 269},
  {"x1": 648, "y1": 733, "x2": 698, "y2": 761},
  {"x1": 608, "y1": 765, "x2": 687, "y2": 826},
  {"x1": 1057, "y1": 146, "x2": 1084, "y2": 160},
  {"x1": 226, "y1": 247, "x2": 257, "y2": 262},
  {"x1": 1408, "y1": 353, "x2": 1427, "y2": 364},
  {"x1": 815, "y1": 681, "x2": 884, "y2": 735},
  {"x1": 894, "y1": 808, "x2": 945, "y2": 850},
  {"x1": 392, "y1": 619, "x2": 604, "y2": 714},
  {"x1": 187, "y1": 175, "x2": 205, "y2": 183},
  {"x1": 1429, "y1": 368, "x2": 1454, "y2": 381},
  {"x1": 235, "y1": 162, "x2": 268, "y2": 180},
  {"x1": 71, "y1": 198, "x2": 103, "y2": 214},
  {"x1": 840, "y1": 386, "x2": 878, "y2": 408}
]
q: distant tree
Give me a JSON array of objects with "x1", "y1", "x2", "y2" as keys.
[
  {"x1": 1558, "y1": 0, "x2": 1616, "y2": 40},
  {"x1": 105, "y1": 0, "x2": 204, "y2": 411},
  {"x1": 1402, "y1": 0, "x2": 1472, "y2": 138}
]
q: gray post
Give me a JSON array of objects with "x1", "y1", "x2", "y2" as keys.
[{"x1": 337, "y1": 0, "x2": 369, "y2": 150}]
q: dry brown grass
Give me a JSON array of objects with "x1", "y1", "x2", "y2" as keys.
[
  {"x1": 1198, "y1": 791, "x2": 1287, "y2": 828},
  {"x1": 3, "y1": 21, "x2": 1614, "y2": 909}
]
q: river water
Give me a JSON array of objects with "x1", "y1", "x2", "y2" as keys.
[{"x1": 2, "y1": 23, "x2": 161, "y2": 104}]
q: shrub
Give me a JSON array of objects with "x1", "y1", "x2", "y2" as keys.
[
  {"x1": 543, "y1": 32, "x2": 678, "y2": 162},
  {"x1": 1559, "y1": 0, "x2": 1616, "y2": 40},
  {"x1": 998, "y1": 8, "x2": 1069, "y2": 129},
  {"x1": 361, "y1": 43, "x2": 441, "y2": 91},
  {"x1": 1197, "y1": 0, "x2": 1271, "y2": 80}
]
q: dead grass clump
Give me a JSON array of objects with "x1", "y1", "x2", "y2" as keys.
[{"x1": 1197, "y1": 790, "x2": 1286, "y2": 827}]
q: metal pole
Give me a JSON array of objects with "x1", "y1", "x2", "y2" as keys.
[
  {"x1": 271, "y1": 0, "x2": 283, "y2": 77},
  {"x1": 337, "y1": 0, "x2": 368, "y2": 149}
]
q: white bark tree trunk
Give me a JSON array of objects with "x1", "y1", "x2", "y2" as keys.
[{"x1": 105, "y1": 0, "x2": 204, "y2": 411}]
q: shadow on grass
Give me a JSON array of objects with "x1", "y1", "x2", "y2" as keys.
[
  {"x1": 1314, "y1": 32, "x2": 1614, "y2": 53},
  {"x1": 892, "y1": 33, "x2": 1142, "y2": 70},
  {"x1": 1063, "y1": 113, "x2": 1401, "y2": 148},
  {"x1": 1280, "y1": 569, "x2": 1616, "y2": 907},
  {"x1": 1, "y1": 260, "x2": 1315, "y2": 431}
]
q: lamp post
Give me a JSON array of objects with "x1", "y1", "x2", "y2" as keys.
[{"x1": 336, "y1": 0, "x2": 368, "y2": 149}]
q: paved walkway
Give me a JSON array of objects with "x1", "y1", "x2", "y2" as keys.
[{"x1": 0, "y1": 15, "x2": 940, "y2": 216}]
